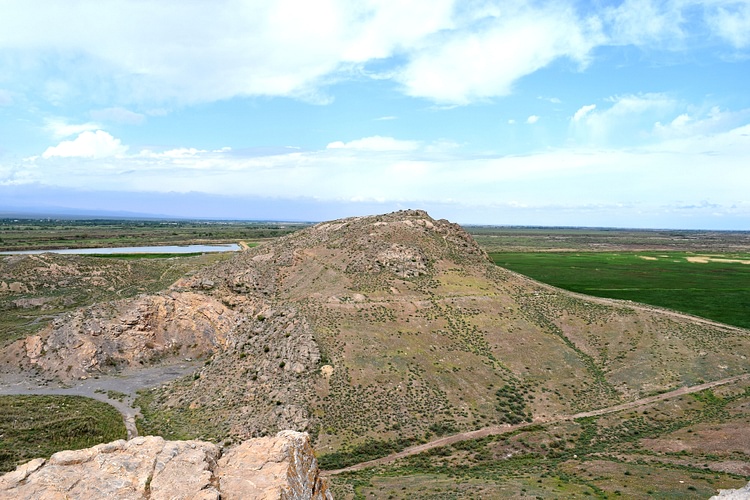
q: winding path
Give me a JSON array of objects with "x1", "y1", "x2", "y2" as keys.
[{"x1": 323, "y1": 372, "x2": 750, "y2": 475}]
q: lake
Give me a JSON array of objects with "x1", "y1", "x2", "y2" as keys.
[{"x1": 0, "y1": 244, "x2": 241, "y2": 255}]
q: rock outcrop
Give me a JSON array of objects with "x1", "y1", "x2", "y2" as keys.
[
  {"x1": 0, "y1": 431, "x2": 332, "y2": 500},
  {"x1": 710, "y1": 481, "x2": 750, "y2": 499},
  {"x1": 6, "y1": 291, "x2": 237, "y2": 381}
]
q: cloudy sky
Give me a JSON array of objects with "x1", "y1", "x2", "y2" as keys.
[{"x1": 1, "y1": 0, "x2": 749, "y2": 228}]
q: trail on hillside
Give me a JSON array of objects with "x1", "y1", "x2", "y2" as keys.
[{"x1": 323, "y1": 372, "x2": 750, "y2": 475}]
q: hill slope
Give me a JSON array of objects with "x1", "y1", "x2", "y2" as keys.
[{"x1": 119, "y1": 210, "x2": 747, "y2": 453}]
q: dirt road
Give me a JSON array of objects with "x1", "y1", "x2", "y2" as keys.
[{"x1": 323, "y1": 372, "x2": 750, "y2": 475}]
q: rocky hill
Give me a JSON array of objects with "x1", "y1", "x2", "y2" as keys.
[
  {"x1": 131, "y1": 211, "x2": 750, "y2": 449},
  {"x1": 3, "y1": 210, "x2": 749, "y2": 458},
  {"x1": 0, "y1": 431, "x2": 331, "y2": 499}
]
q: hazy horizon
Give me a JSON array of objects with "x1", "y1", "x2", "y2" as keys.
[{"x1": 3, "y1": 197, "x2": 749, "y2": 232}]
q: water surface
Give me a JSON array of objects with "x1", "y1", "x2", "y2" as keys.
[{"x1": 0, "y1": 243, "x2": 240, "y2": 255}]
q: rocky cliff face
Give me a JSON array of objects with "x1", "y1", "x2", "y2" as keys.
[
  {"x1": 0, "y1": 431, "x2": 332, "y2": 500},
  {"x1": 5, "y1": 291, "x2": 237, "y2": 381}
]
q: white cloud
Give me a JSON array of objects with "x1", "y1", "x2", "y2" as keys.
[
  {"x1": 570, "y1": 96, "x2": 750, "y2": 147},
  {"x1": 160, "y1": 148, "x2": 208, "y2": 158},
  {"x1": 90, "y1": 107, "x2": 146, "y2": 125},
  {"x1": 572, "y1": 104, "x2": 596, "y2": 121},
  {"x1": 11, "y1": 124, "x2": 746, "y2": 217},
  {"x1": 707, "y1": 2, "x2": 750, "y2": 48},
  {"x1": 0, "y1": 0, "x2": 456, "y2": 106},
  {"x1": 538, "y1": 96, "x2": 562, "y2": 104},
  {"x1": 326, "y1": 136, "x2": 420, "y2": 151},
  {"x1": 526, "y1": 115, "x2": 540, "y2": 124},
  {"x1": 44, "y1": 119, "x2": 101, "y2": 139},
  {"x1": 398, "y1": 4, "x2": 603, "y2": 104},
  {"x1": 602, "y1": 0, "x2": 750, "y2": 50},
  {"x1": 42, "y1": 130, "x2": 128, "y2": 158},
  {"x1": 603, "y1": 0, "x2": 685, "y2": 47},
  {"x1": 1, "y1": 0, "x2": 747, "y2": 109},
  {"x1": 653, "y1": 106, "x2": 750, "y2": 139},
  {"x1": 569, "y1": 94, "x2": 678, "y2": 145}
]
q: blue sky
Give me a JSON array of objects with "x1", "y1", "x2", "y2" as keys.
[{"x1": 1, "y1": 0, "x2": 749, "y2": 228}]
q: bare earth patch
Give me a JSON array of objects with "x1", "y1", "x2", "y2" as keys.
[
  {"x1": 686, "y1": 256, "x2": 750, "y2": 264},
  {"x1": 641, "y1": 421, "x2": 750, "y2": 455}
]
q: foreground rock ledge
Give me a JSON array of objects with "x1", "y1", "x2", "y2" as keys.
[{"x1": 0, "y1": 431, "x2": 332, "y2": 500}]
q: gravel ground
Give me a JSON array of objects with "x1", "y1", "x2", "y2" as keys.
[{"x1": 0, "y1": 360, "x2": 201, "y2": 439}]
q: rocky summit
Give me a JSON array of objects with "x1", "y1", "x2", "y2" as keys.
[{"x1": 0, "y1": 431, "x2": 331, "y2": 500}]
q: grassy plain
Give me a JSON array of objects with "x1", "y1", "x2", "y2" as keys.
[
  {"x1": 0, "y1": 395, "x2": 126, "y2": 473},
  {"x1": 490, "y1": 251, "x2": 750, "y2": 329},
  {"x1": 0, "y1": 218, "x2": 309, "y2": 252},
  {"x1": 468, "y1": 226, "x2": 750, "y2": 253}
]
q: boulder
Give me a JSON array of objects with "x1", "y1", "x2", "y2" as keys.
[{"x1": 0, "y1": 432, "x2": 332, "y2": 500}]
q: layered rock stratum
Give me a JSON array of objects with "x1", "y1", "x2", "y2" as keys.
[{"x1": 0, "y1": 431, "x2": 331, "y2": 500}]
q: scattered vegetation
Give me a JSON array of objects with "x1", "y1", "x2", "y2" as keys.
[
  {"x1": 3, "y1": 213, "x2": 749, "y2": 498},
  {"x1": 331, "y1": 381, "x2": 750, "y2": 498},
  {"x1": 0, "y1": 395, "x2": 126, "y2": 473},
  {"x1": 318, "y1": 436, "x2": 425, "y2": 470},
  {"x1": 495, "y1": 381, "x2": 532, "y2": 424},
  {"x1": 0, "y1": 252, "x2": 230, "y2": 346},
  {"x1": 0, "y1": 218, "x2": 309, "y2": 252}
]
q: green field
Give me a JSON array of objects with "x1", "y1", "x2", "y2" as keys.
[
  {"x1": 491, "y1": 251, "x2": 750, "y2": 329},
  {"x1": 0, "y1": 395, "x2": 126, "y2": 473}
]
